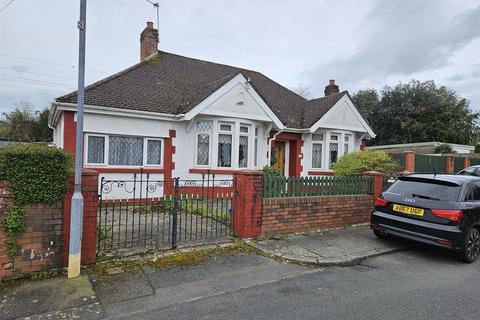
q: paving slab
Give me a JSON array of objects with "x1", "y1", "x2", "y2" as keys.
[
  {"x1": 248, "y1": 226, "x2": 413, "y2": 266},
  {"x1": 90, "y1": 270, "x2": 154, "y2": 305},
  {"x1": 0, "y1": 273, "x2": 97, "y2": 320},
  {"x1": 104, "y1": 252, "x2": 312, "y2": 319}
]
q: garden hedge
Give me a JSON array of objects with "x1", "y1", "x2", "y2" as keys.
[{"x1": 0, "y1": 143, "x2": 72, "y2": 204}]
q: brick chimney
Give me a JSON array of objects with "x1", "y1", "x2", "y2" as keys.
[
  {"x1": 324, "y1": 79, "x2": 339, "y2": 96},
  {"x1": 140, "y1": 21, "x2": 158, "y2": 61}
]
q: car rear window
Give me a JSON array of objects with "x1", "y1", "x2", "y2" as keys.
[{"x1": 386, "y1": 180, "x2": 460, "y2": 201}]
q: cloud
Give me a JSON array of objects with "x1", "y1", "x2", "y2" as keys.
[{"x1": 302, "y1": 0, "x2": 480, "y2": 92}]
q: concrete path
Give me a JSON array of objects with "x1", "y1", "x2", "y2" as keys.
[
  {"x1": 0, "y1": 273, "x2": 103, "y2": 319},
  {"x1": 247, "y1": 225, "x2": 412, "y2": 266}
]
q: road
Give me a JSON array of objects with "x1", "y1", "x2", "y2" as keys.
[{"x1": 113, "y1": 246, "x2": 479, "y2": 320}]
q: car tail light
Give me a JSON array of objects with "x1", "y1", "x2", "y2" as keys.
[
  {"x1": 431, "y1": 209, "x2": 462, "y2": 223},
  {"x1": 374, "y1": 197, "x2": 389, "y2": 207}
]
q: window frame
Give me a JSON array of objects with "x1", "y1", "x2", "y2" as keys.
[
  {"x1": 85, "y1": 134, "x2": 107, "y2": 166},
  {"x1": 217, "y1": 121, "x2": 234, "y2": 168},
  {"x1": 194, "y1": 120, "x2": 213, "y2": 167},
  {"x1": 84, "y1": 133, "x2": 164, "y2": 168},
  {"x1": 238, "y1": 124, "x2": 250, "y2": 168},
  {"x1": 144, "y1": 138, "x2": 164, "y2": 167},
  {"x1": 311, "y1": 133, "x2": 324, "y2": 169}
]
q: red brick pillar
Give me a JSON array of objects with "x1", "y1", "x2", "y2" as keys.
[
  {"x1": 405, "y1": 151, "x2": 415, "y2": 172},
  {"x1": 464, "y1": 157, "x2": 470, "y2": 169},
  {"x1": 363, "y1": 171, "x2": 384, "y2": 199},
  {"x1": 63, "y1": 169, "x2": 99, "y2": 266},
  {"x1": 164, "y1": 129, "x2": 176, "y2": 195},
  {"x1": 232, "y1": 170, "x2": 263, "y2": 238},
  {"x1": 444, "y1": 155, "x2": 454, "y2": 173}
]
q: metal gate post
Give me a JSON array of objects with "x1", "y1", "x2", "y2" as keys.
[{"x1": 171, "y1": 177, "x2": 179, "y2": 249}]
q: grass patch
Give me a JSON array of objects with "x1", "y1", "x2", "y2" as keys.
[
  {"x1": 87, "y1": 242, "x2": 257, "y2": 278},
  {"x1": 0, "y1": 270, "x2": 63, "y2": 292}
]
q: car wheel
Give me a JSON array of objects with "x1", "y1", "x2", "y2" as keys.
[
  {"x1": 373, "y1": 229, "x2": 391, "y2": 240},
  {"x1": 460, "y1": 228, "x2": 480, "y2": 263}
]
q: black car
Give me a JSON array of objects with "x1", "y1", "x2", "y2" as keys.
[
  {"x1": 370, "y1": 174, "x2": 480, "y2": 263},
  {"x1": 458, "y1": 165, "x2": 480, "y2": 177}
]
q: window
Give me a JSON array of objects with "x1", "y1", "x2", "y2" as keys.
[
  {"x1": 146, "y1": 139, "x2": 162, "y2": 165},
  {"x1": 85, "y1": 134, "x2": 163, "y2": 167},
  {"x1": 196, "y1": 121, "x2": 212, "y2": 166},
  {"x1": 218, "y1": 122, "x2": 233, "y2": 167},
  {"x1": 218, "y1": 134, "x2": 232, "y2": 167},
  {"x1": 344, "y1": 135, "x2": 351, "y2": 155},
  {"x1": 239, "y1": 125, "x2": 249, "y2": 168},
  {"x1": 109, "y1": 136, "x2": 144, "y2": 166},
  {"x1": 87, "y1": 136, "x2": 105, "y2": 164},
  {"x1": 329, "y1": 134, "x2": 339, "y2": 168},
  {"x1": 311, "y1": 134, "x2": 324, "y2": 169}
]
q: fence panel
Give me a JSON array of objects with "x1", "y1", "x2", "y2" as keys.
[
  {"x1": 415, "y1": 154, "x2": 445, "y2": 173},
  {"x1": 263, "y1": 175, "x2": 373, "y2": 198},
  {"x1": 453, "y1": 157, "x2": 464, "y2": 173},
  {"x1": 470, "y1": 158, "x2": 480, "y2": 166}
]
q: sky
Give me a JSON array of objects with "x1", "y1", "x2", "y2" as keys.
[{"x1": 0, "y1": 0, "x2": 479, "y2": 114}]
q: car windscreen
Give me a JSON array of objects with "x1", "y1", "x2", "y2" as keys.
[{"x1": 386, "y1": 180, "x2": 460, "y2": 201}]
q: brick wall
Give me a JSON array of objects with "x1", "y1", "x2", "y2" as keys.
[
  {"x1": 262, "y1": 195, "x2": 374, "y2": 236},
  {"x1": 0, "y1": 181, "x2": 64, "y2": 278},
  {"x1": 0, "y1": 170, "x2": 99, "y2": 279}
]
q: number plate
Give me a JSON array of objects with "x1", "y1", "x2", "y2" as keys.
[{"x1": 392, "y1": 204, "x2": 424, "y2": 217}]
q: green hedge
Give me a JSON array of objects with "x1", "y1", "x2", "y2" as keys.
[
  {"x1": 0, "y1": 144, "x2": 72, "y2": 204},
  {"x1": 333, "y1": 151, "x2": 399, "y2": 177}
]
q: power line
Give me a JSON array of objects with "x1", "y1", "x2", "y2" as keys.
[
  {"x1": 0, "y1": 75, "x2": 76, "y2": 90},
  {"x1": 0, "y1": 73, "x2": 76, "y2": 87},
  {"x1": 0, "y1": 53, "x2": 107, "y2": 74},
  {"x1": 0, "y1": 0, "x2": 17, "y2": 14},
  {"x1": 0, "y1": 66, "x2": 77, "y2": 81}
]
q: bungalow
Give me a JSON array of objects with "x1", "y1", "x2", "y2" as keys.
[{"x1": 49, "y1": 22, "x2": 375, "y2": 187}]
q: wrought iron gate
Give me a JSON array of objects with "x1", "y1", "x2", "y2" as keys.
[{"x1": 97, "y1": 172, "x2": 235, "y2": 254}]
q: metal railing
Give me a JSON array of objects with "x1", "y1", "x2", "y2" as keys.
[
  {"x1": 263, "y1": 175, "x2": 373, "y2": 198},
  {"x1": 97, "y1": 172, "x2": 235, "y2": 254}
]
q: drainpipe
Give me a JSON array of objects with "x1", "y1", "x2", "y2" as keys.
[{"x1": 267, "y1": 130, "x2": 283, "y2": 167}]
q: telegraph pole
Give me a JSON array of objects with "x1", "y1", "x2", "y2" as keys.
[{"x1": 68, "y1": 0, "x2": 87, "y2": 279}]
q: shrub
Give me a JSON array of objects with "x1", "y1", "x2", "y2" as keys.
[
  {"x1": 475, "y1": 144, "x2": 480, "y2": 154},
  {"x1": 333, "y1": 151, "x2": 399, "y2": 176},
  {"x1": 434, "y1": 143, "x2": 455, "y2": 154},
  {"x1": 262, "y1": 166, "x2": 281, "y2": 176},
  {"x1": 0, "y1": 144, "x2": 72, "y2": 204}
]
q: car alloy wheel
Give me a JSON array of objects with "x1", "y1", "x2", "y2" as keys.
[{"x1": 465, "y1": 228, "x2": 480, "y2": 263}]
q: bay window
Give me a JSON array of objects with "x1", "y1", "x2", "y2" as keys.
[
  {"x1": 194, "y1": 119, "x2": 258, "y2": 169},
  {"x1": 86, "y1": 134, "x2": 163, "y2": 166}
]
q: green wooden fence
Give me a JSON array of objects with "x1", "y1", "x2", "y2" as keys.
[
  {"x1": 414, "y1": 154, "x2": 445, "y2": 173},
  {"x1": 453, "y1": 157, "x2": 464, "y2": 173},
  {"x1": 263, "y1": 175, "x2": 374, "y2": 198},
  {"x1": 470, "y1": 158, "x2": 480, "y2": 166}
]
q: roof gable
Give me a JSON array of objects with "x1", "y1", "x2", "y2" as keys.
[{"x1": 309, "y1": 94, "x2": 376, "y2": 137}]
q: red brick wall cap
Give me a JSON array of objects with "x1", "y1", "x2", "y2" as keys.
[
  {"x1": 233, "y1": 169, "x2": 263, "y2": 176},
  {"x1": 362, "y1": 171, "x2": 383, "y2": 176}
]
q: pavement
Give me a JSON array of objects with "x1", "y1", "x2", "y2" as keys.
[
  {"x1": 0, "y1": 226, "x2": 462, "y2": 320},
  {"x1": 247, "y1": 225, "x2": 412, "y2": 266}
]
